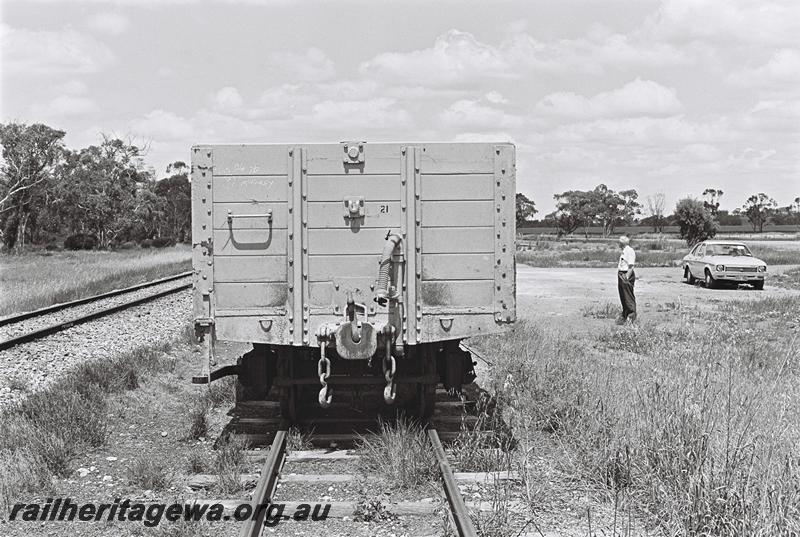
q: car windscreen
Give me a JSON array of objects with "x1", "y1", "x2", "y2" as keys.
[{"x1": 707, "y1": 244, "x2": 752, "y2": 256}]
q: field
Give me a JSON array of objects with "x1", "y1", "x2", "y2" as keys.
[
  {"x1": 468, "y1": 265, "x2": 800, "y2": 535},
  {"x1": 0, "y1": 246, "x2": 192, "y2": 316},
  {"x1": 516, "y1": 235, "x2": 800, "y2": 268}
]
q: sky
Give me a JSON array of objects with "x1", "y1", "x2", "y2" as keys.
[{"x1": 1, "y1": 0, "x2": 798, "y2": 214}]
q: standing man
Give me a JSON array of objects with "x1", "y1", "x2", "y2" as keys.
[{"x1": 617, "y1": 235, "x2": 637, "y2": 324}]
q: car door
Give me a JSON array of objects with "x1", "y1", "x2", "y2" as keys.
[
  {"x1": 690, "y1": 243, "x2": 705, "y2": 278},
  {"x1": 684, "y1": 244, "x2": 697, "y2": 275}
]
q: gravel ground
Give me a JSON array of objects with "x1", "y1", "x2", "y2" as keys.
[
  {"x1": 0, "y1": 276, "x2": 191, "y2": 341},
  {"x1": 0, "y1": 287, "x2": 192, "y2": 409}
]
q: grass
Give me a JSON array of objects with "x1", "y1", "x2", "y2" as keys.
[
  {"x1": 213, "y1": 434, "x2": 250, "y2": 494},
  {"x1": 287, "y1": 426, "x2": 315, "y2": 451},
  {"x1": 516, "y1": 236, "x2": 800, "y2": 269},
  {"x1": 127, "y1": 456, "x2": 174, "y2": 490},
  {"x1": 473, "y1": 295, "x2": 800, "y2": 536},
  {"x1": 771, "y1": 267, "x2": 800, "y2": 290},
  {"x1": 0, "y1": 344, "x2": 178, "y2": 512},
  {"x1": 0, "y1": 245, "x2": 191, "y2": 316},
  {"x1": 449, "y1": 395, "x2": 515, "y2": 473},
  {"x1": 581, "y1": 301, "x2": 619, "y2": 319},
  {"x1": 187, "y1": 399, "x2": 211, "y2": 440},
  {"x1": 186, "y1": 449, "x2": 208, "y2": 474},
  {"x1": 357, "y1": 417, "x2": 438, "y2": 489}
]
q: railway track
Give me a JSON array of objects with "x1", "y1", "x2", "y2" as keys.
[
  {"x1": 0, "y1": 271, "x2": 193, "y2": 351},
  {"x1": 186, "y1": 388, "x2": 516, "y2": 537}
]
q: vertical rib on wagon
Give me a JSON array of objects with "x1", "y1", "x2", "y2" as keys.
[
  {"x1": 192, "y1": 146, "x2": 215, "y2": 383},
  {"x1": 494, "y1": 144, "x2": 516, "y2": 324}
]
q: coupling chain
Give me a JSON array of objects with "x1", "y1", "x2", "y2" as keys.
[
  {"x1": 317, "y1": 341, "x2": 332, "y2": 408},
  {"x1": 382, "y1": 337, "x2": 396, "y2": 404}
]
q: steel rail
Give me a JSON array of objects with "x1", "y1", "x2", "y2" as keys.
[
  {"x1": 0, "y1": 271, "x2": 193, "y2": 327},
  {"x1": 238, "y1": 429, "x2": 288, "y2": 537},
  {"x1": 428, "y1": 427, "x2": 479, "y2": 537},
  {"x1": 0, "y1": 281, "x2": 192, "y2": 351}
]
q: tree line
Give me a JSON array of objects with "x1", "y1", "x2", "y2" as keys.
[
  {"x1": 0, "y1": 122, "x2": 190, "y2": 251},
  {"x1": 516, "y1": 184, "x2": 800, "y2": 243}
]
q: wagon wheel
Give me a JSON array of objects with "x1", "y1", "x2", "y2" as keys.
[
  {"x1": 277, "y1": 351, "x2": 298, "y2": 423},
  {"x1": 280, "y1": 386, "x2": 298, "y2": 423},
  {"x1": 418, "y1": 382, "x2": 436, "y2": 420},
  {"x1": 418, "y1": 346, "x2": 438, "y2": 420}
]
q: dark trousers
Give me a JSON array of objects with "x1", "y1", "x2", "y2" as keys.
[{"x1": 617, "y1": 270, "x2": 636, "y2": 318}]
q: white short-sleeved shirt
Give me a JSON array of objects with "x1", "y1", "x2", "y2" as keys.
[{"x1": 618, "y1": 245, "x2": 636, "y2": 271}]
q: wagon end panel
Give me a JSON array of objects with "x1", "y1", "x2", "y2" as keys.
[
  {"x1": 416, "y1": 143, "x2": 516, "y2": 343},
  {"x1": 193, "y1": 142, "x2": 516, "y2": 348},
  {"x1": 199, "y1": 145, "x2": 292, "y2": 344}
]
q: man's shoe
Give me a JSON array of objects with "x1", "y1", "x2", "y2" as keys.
[
  {"x1": 627, "y1": 313, "x2": 637, "y2": 324},
  {"x1": 615, "y1": 316, "x2": 626, "y2": 325}
]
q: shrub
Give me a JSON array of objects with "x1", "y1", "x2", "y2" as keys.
[
  {"x1": 44, "y1": 243, "x2": 62, "y2": 252},
  {"x1": 63, "y1": 233, "x2": 99, "y2": 250},
  {"x1": 214, "y1": 435, "x2": 249, "y2": 494},
  {"x1": 127, "y1": 457, "x2": 173, "y2": 490},
  {"x1": 139, "y1": 239, "x2": 153, "y2": 248},
  {"x1": 152, "y1": 237, "x2": 176, "y2": 248},
  {"x1": 187, "y1": 400, "x2": 210, "y2": 440},
  {"x1": 356, "y1": 417, "x2": 438, "y2": 489},
  {"x1": 674, "y1": 198, "x2": 718, "y2": 246},
  {"x1": 186, "y1": 450, "x2": 207, "y2": 474},
  {"x1": 116, "y1": 241, "x2": 136, "y2": 250}
]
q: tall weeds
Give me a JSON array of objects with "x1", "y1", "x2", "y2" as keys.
[
  {"x1": 0, "y1": 346, "x2": 176, "y2": 512},
  {"x1": 477, "y1": 295, "x2": 800, "y2": 535},
  {"x1": 357, "y1": 417, "x2": 438, "y2": 489}
]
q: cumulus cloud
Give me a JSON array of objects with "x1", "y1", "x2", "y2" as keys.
[
  {"x1": 359, "y1": 28, "x2": 691, "y2": 87},
  {"x1": 1, "y1": 23, "x2": 115, "y2": 76},
  {"x1": 740, "y1": 99, "x2": 800, "y2": 133},
  {"x1": 453, "y1": 132, "x2": 518, "y2": 145},
  {"x1": 537, "y1": 115, "x2": 734, "y2": 146},
  {"x1": 304, "y1": 98, "x2": 412, "y2": 129},
  {"x1": 128, "y1": 94, "x2": 412, "y2": 149},
  {"x1": 31, "y1": 95, "x2": 96, "y2": 117},
  {"x1": 129, "y1": 109, "x2": 196, "y2": 140},
  {"x1": 56, "y1": 80, "x2": 88, "y2": 96},
  {"x1": 535, "y1": 79, "x2": 683, "y2": 119},
  {"x1": 643, "y1": 0, "x2": 800, "y2": 46},
  {"x1": 485, "y1": 91, "x2": 508, "y2": 105},
  {"x1": 211, "y1": 86, "x2": 244, "y2": 111},
  {"x1": 439, "y1": 99, "x2": 523, "y2": 129},
  {"x1": 360, "y1": 30, "x2": 515, "y2": 86},
  {"x1": 728, "y1": 49, "x2": 800, "y2": 89},
  {"x1": 86, "y1": 12, "x2": 130, "y2": 35},
  {"x1": 265, "y1": 47, "x2": 336, "y2": 82}
]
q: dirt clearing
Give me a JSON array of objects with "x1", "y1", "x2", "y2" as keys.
[{"x1": 516, "y1": 264, "x2": 800, "y2": 322}]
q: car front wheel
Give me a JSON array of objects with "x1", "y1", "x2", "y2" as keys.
[
  {"x1": 705, "y1": 270, "x2": 717, "y2": 289},
  {"x1": 684, "y1": 266, "x2": 696, "y2": 284}
]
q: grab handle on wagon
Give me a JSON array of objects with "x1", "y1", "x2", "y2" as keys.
[{"x1": 227, "y1": 209, "x2": 273, "y2": 224}]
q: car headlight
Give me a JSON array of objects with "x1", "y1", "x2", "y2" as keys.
[
  {"x1": 758, "y1": 265, "x2": 767, "y2": 272},
  {"x1": 715, "y1": 265, "x2": 725, "y2": 271}
]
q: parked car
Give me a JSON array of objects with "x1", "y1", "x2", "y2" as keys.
[{"x1": 682, "y1": 240, "x2": 767, "y2": 289}]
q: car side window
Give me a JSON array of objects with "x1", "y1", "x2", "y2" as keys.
[{"x1": 697, "y1": 244, "x2": 705, "y2": 257}]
